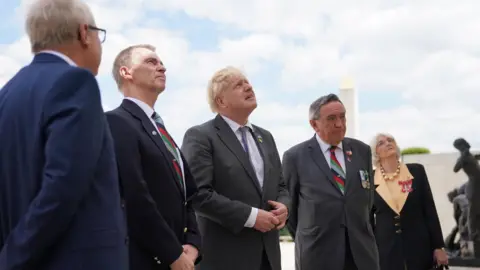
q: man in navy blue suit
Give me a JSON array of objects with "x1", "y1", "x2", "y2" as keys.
[
  {"x1": 0, "y1": 0, "x2": 128, "y2": 269},
  {"x1": 106, "y1": 44, "x2": 201, "y2": 270}
]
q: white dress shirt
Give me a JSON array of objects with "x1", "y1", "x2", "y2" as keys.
[
  {"x1": 125, "y1": 97, "x2": 186, "y2": 199},
  {"x1": 221, "y1": 115, "x2": 264, "y2": 228},
  {"x1": 315, "y1": 134, "x2": 346, "y2": 173}
]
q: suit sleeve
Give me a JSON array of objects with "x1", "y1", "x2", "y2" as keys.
[
  {"x1": 0, "y1": 69, "x2": 108, "y2": 268},
  {"x1": 106, "y1": 113, "x2": 183, "y2": 266},
  {"x1": 269, "y1": 132, "x2": 290, "y2": 212},
  {"x1": 282, "y1": 149, "x2": 299, "y2": 239},
  {"x1": 181, "y1": 159, "x2": 202, "y2": 264},
  {"x1": 418, "y1": 164, "x2": 444, "y2": 249},
  {"x1": 181, "y1": 127, "x2": 252, "y2": 234}
]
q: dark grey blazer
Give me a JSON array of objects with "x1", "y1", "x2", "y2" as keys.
[
  {"x1": 181, "y1": 114, "x2": 290, "y2": 270},
  {"x1": 283, "y1": 136, "x2": 380, "y2": 270}
]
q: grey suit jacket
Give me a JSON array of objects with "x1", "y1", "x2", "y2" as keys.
[
  {"x1": 283, "y1": 136, "x2": 379, "y2": 270},
  {"x1": 181, "y1": 115, "x2": 290, "y2": 270}
]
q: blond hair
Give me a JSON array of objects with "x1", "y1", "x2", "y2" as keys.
[
  {"x1": 26, "y1": 0, "x2": 95, "y2": 52},
  {"x1": 207, "y1": 66, "x2": 245, "y2": 113}
]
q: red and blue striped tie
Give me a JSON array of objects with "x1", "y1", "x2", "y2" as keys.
[
  {"x1": 329, "y1": 146, "x2": 345, "y2": 194},
  {"x1": 151, "y1": 112, "x2": 184, "y2": 189}
]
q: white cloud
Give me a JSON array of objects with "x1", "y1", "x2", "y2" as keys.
[{"x1": 2, "y1": 0, "x2": 480, "y2": 156}]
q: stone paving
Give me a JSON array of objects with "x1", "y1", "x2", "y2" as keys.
[{"x1": 280, "y1": 242, "x2": 479, "y2": 270}]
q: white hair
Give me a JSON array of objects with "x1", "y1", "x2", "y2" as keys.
[
  {"x1": 207, "y1": 66, "x2": 245, "y2": 113},
  {"x1": 370, "y1": 132, "x2": 401, "y2": 168},
  {"x1": 25, "y1": 0, "x2": 95, "y2": 52}
]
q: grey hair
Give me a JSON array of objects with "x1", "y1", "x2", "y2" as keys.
[
  {"x1": 25, "y1": 0, "x2": 95, "y2": 52},
  {"x1": 207, "y1": 66, "x2": 245, "y2": 113},
  {"x1": 308, "y1": 93, "x2": 343, "y2": 120},
  {"x1": 370, "y1": 133, "x2": 401, "y2": 168}
]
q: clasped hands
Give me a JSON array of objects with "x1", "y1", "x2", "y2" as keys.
[
  {"x1": 254, "y1": 200, "x2": 288, "y2": 233},
  {"x1": 170, "y1": 244, "x2": 198, "y2": 270}
]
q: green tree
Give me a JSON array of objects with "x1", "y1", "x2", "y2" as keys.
[{"x1": 401, "y1": 147, "x2": 430, "y2": 155}]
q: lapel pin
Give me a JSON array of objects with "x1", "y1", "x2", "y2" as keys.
[
  {"x1": 257, "y1": 135, "x2": 263, "y2": 143},
  {"x1": 346, "y1": 150, "x2": 352, "y2": 162},
  {"x1": 152, "y1": 131, "x2": 157, "y2": 135}
]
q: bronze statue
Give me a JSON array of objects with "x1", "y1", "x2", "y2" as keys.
[
  {"x1": 445, "y1": 182, "x2": 469, "y2": 256},
  {"x1": 453, "y1": 138, "x2": 480, "y2": 258}
]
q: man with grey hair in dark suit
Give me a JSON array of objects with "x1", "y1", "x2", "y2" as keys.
[
  {"x1": 283, "y1": 93, "x2": 379, "y2": 270},
  {"x1": 181, "y1": 66, "x2": 290, "y2": 270}
]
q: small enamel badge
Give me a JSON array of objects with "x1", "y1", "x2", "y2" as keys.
[
  {"x1": 346, "y1": 150, "x2": 352, "y2": 162},
  {"x1": 359, "y1": 170, "x2": 370, "y2": 189},
  {"x1": 399, "y1": 179, "x2": 413, "y2": 193},
  {"x1": 152, "y1": 131, "x2": 157, "y2": 135},
  {"x1": 257, "y1": 135, "x2": 263, "y2": 143}
]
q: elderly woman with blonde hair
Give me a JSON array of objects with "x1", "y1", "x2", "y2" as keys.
[{"x1": 370, "y1": 133, "x2": 448, "y2": 270}]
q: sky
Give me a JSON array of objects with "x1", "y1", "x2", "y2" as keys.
[{"x1": 1, "y1": 0, "x2": 480, "y2": 156}]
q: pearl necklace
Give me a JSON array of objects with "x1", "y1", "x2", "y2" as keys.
[{"x1": 380, "y1": 162, "x2": 401, "y2": 181}]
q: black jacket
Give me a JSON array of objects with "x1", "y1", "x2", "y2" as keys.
[{"x1": 372, "y1": 163, "x2": 444, "y2": 270}]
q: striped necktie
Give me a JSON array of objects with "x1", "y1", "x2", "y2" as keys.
[
  {"x1": 151, "y1": 112, "x2": 184, "y2": 188},
  {"x1": 329, "y1": 146, "x2": 345, "y2": 194}
]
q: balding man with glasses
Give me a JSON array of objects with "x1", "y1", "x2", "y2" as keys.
[{"x1": 0, "y1": 0, "x2": 128, "y2": 269}]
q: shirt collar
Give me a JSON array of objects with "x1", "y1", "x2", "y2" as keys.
[
  {"x1": 37, "y1": 50, "x2": 77, "y2": 66},
  {"x1": 221, "y1": 115, "x2": 254, "y2": 132},
  {"x1": 125, "y1": 97, "x2": 155, "y2": 118},
  {"x1": 315, "y1": 134, "x2": 343, "y2": 153}
]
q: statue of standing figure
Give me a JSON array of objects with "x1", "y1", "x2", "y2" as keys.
[{"x1": 453, "y1": 138, "x2": 480, "y2": 258}]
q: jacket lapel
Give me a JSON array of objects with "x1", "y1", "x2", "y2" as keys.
[
  {"x1": 307, "y1": 136, "x2": 343, "y2": 195},
  {"x1": 375, "y1": 163, "x2": 414, "y2": 214},
  {"x1": 214, "y1": 115, "x2": 262, "y2": 196},
  {"x1": 342, "y1": 139, "x2": 356, "y2": 194},
  {"x1": 374, "y1": 170, "x2": 400, "y2": 214},
  {"x1": 121, "y1": 99, "x2": 185, "y2": 198},
  {"x1": 251, "y1": 127, "x2": 269, "y2": 197}
]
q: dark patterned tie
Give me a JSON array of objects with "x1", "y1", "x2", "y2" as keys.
[{"x1": 151, "y1": 112, "x2": 183, "y2": 189}]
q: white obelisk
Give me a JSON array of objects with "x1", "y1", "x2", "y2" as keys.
[{"x1": 339, "y1": 77, "x2": 358, "y2": 138}]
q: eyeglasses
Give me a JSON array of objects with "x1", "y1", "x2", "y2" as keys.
[{"x1": 88, "y1": 25, "x2": 107, "y2": 43}]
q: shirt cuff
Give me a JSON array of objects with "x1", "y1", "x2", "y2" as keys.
[{"x1": 244, "y1": 207, "x2": 258, "y2": 228}]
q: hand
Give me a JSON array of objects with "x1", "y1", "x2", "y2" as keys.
[
  {"x1": 268, "y1": 200, "x2": 288, "y2": 229},
  {"x1": 182, "y1": 244, "x2": 199, "y2": 263},
  {"x1": 434, "y1": 248, "x2": 448, "y2": 266},
  {"x1": 170, "y1": 252, "x2": 194, "y2": 270},
  {"x1": 254, "y1": 209, "x2": 280, "y2": 233}
]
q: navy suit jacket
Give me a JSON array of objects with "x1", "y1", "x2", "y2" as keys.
[
  {"x1": 0, "y1": 53, "x2": 129, "y2": 270},
  {"x1": 106, "y1": 100, "x2": 201, "y2": 269}
]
